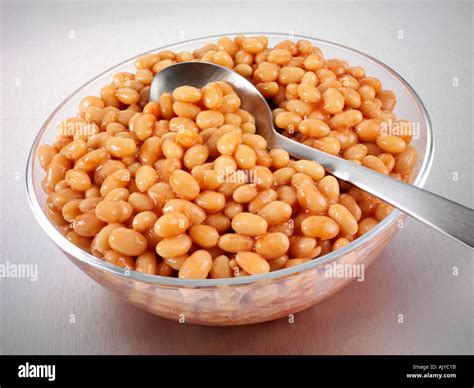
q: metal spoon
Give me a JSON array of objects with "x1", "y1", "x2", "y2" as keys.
[{"x1": 150, "y1": 62, "x2": 474, "y2": 248}]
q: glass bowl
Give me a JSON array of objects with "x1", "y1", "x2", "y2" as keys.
[{"x1": 26, "y1": 33, "x2": 433, "y2": 325}]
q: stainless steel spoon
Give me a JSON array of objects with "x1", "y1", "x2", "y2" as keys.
[{"x1": 150, "y1": 62, "x2": 474, "y2": 248}]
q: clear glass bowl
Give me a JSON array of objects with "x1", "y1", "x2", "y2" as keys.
[{"x1": 26, "y1": 33, "x2": 434, "y2": 325}]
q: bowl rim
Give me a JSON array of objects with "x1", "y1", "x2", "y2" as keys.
[{"x1": 26, "y1": 32, "x2": 434, "y2": 288}]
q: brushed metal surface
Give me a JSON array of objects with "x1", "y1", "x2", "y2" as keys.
[{"x1": 1, "y1": 0, "x2": 472, "y2": 355}]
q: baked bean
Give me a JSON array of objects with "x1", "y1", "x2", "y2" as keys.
[
  {"x1": 116, "y1": 88, "x2": 140, "y2": 105},
  {"x1": 78, "y1": 197, "x2": 101, "y2": 213},
  {"x1": 132, "y1": 211, "x2": 158, "y2": 233},
  {"x1": 196, "y1": 110, "x2": 225, "y2": 129},
  {"x1": 223, "y1": 201, "x2": 242, "y2": 219},
  {"x1": 328, "y1": 203, "x2": 358, "y2": 236},
  {"x1": 135, "y1": 68, "x2": 154, "y2": 86},
  {"x1": 204, "y1": 213, "x2": 230, "y2": 233},
  {"x1": 195, "y1": 191, "x2": 226, "y2": 213},
  {"x1": 131, "y1": 113, "x2": 155, "y2": 141},
  {"x1": 289, "y1": 236, "x2": 317, "y2": 258},
  {"x1": 163, "y1": 255, "x2": 187, "y2": 270},
  {"x1": 359, "y1": 100, "x2": 382, "y2": 119},
  {"x1": 75, "y1": 149, "x2": 109, "y2": 172},
  {"x1": 304, "y1": 54, "x2": 324, "y2": 71},
  {"x1": 298, "y1": 119, "x2": 330, "y2": 138},
  {"x1": 322, "y1": 88, "x2": 344, "y2": 114},
  {"x1": 95, "y1": 200, "x2": 133, "y2": 223},
  {"x1": 297, "y1": 183, "x2": 328, "y2": 213},
  {"x1": 61, "y1": 140, "x2": 88, "y2": 160},
  {"x1": 362, "y1": 155, "x2": 389, "y2": 175},
  {"x1": 375, "y1": 202, "x2": 393, "y2": 221},
  {"x1": 355, "y1": 119, "x2": 381, "y2": 142},
  {"x1": 276, "y1": 185, "x2": 297, "y2": 206},
  {"x1": 135, "y1": 251, "x2": 157, "y2": 274},
  {"x1": 255, "y1": 232, "x2": 290, "y2": 259},
  {"x1": 100, "y1": 85, "x2": 121, "y2": 108},
  {"x1": 254, "y1": 64, "x2": 279, "y2": 82},
  {"x1": 135, "y1": 165, "x2": 157, "y2": 192},
  {"x1": 189, "y1": 224, "x2": 219, "y2": 248},
  {"x1": 313, "y1": 136, "x2": 341, "y2": 155},
  {"x1": 156, "y1": 261, "x2": 173, "y2": 277},
  {"x1": 275, "y1": 112, "x2": 302, "y2": 131},
  {"x1": 38, "y1": 144, "x2": 57, "y2": 170},
  {"x1": 138, "y1": 137, "x2": 162, "y2": 166},
  {"x1": 234, "y1": 144, "x2": 257, "y2": 169},
  {"x1": 293, "y1": 160, "x2": 325, "y2": 181},
  {"x1": 169, "y1": 170, "x2": 200, "y2": 200},
  {"x1": 364, "y1": 142, "x2": 382, "y2": 156},
  {"x1": 162, "y1": 199, "x2": 205, "y2": 225},
  {"x1": 105, "y1": 137, "x2": 136, "y2": 158},
  {"x1": 179, "y1": 250, "x2": 212, "y2": 279},
  {"x1": 301, "y1": 215, "x2": 340, "y2": 240},
  {"x1": 51, "y1": 189, "x2": 83, "y2": 210},
  {"x1": 217, "y1": 37, "x2": 239, "y2": 56},
  {"x1": 317, "y1": 176, "x2": 340, "y2": 204},
  {"x1": 62, "y1": 199, "x2": 82, "y2": 222},
  {"x1": 232, "y1": 212, "x2": 268, "y2": 237},
  {"x1": 201, "y1": 84, "x2": 223, "y2": 109},
  {"x1": 66, "y1": 231, "x2": 92, "y2": 252},
  {"x1": 154, "y1": 211, "x2": 189, "y2": 238},
  {"x1": 65, "y1": 169, "x2": 91, "y2": 191},
  {"x1": 161, "y1": 139, "x2": 183, "y2": 159},
  {"x1": 376, "y1": 90, "x2": 396, "y2": 111},
  {"x1": 273, "y1": 167, "x2": 295, "y2": 186},
  {"x1": 232, "y1": 184, "x2": 257, "y2": 204},
  {"x1": 193, "y1": 170, "x2": 221, "y2": 190},
  {"x1": 218, "y1": 233, "x2": 254, "y2": 253},
  {"x1": 257, "y1": 201, "x2": 292, "y2": 226},
  {"x1": 172, "y1": 86, "x2": 202, "y2": 103},
  {"x1": 128, "y1": 192, "x2": 155, "y2": 212},
  {"x1": 103, "y1": 251, "x2": 135, "y2": 269},
  {"x1": 210, "y1": 255, "x2": 232, "y2": 278},
  {"x1": 269, "y1": 149, "x2": 289, "y2": 169},
  {"x1": 394, "y1": 145, "x2": 417, "y2": 174},
  {"x1": 108, "y1": 227, "x2": 147, "y2": 256},
  {"x1": 100, "y1": 169, "x2": 131, "y2": 196},
  {"x1": 73, "y1": 211, "x2": 106, "y2": 237},
  {"x1": 333, "y1": 237, "x2": 350, "y2": 250},
  {"x1": 246, "y1": 189, "x2": 276, "y2": 214},
  {"x1": 357, "y1": 217, "x2": 378, "y2": 236},
  {"x1": 269, "y1": 255, "x2": 289, "y2": 271},
  {"x1": 328, "y1": 110, "x2": 363, "y2": 131},
  {"x1": 378, "y1": 153, "x2": 395, "y2": 172},
  {"x1": 358, "y1": 85, "x2": 376, "y2": 101},
  {"x1": 235, "y1": 252, "x2": 270, "y2": 275},
  {"x1": 156, "y1": 234, "x2": 192, "y2": 258},
  {"x1": 343, "y1": 144, "x2": 368, "y2": 160},
  {"x1": 183, "y1": 145, "x2": 208, "y2": 171},
  {"x1": 217, "y1": 131, "x2": 242, "y2": 155},
  {"x1": 376, "y1": 134, "x2": 406, "y2": 154}
]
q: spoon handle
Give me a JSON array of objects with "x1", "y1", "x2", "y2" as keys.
[{"x1": 272, "y1": 135, "x2": 474, "y2": 248}]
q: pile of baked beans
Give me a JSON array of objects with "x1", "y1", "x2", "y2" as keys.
[{"x1": 38, "y1": 35, "x2": 417, "y2": 279}]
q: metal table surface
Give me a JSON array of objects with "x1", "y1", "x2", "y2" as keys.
[{"x1": 1, "y1": 0, "x2": 472, "y2": 355}]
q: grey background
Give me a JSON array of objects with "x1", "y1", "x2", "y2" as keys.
[{"x1": 0, "y1": 0, "x2": 472, "y2": 354}]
